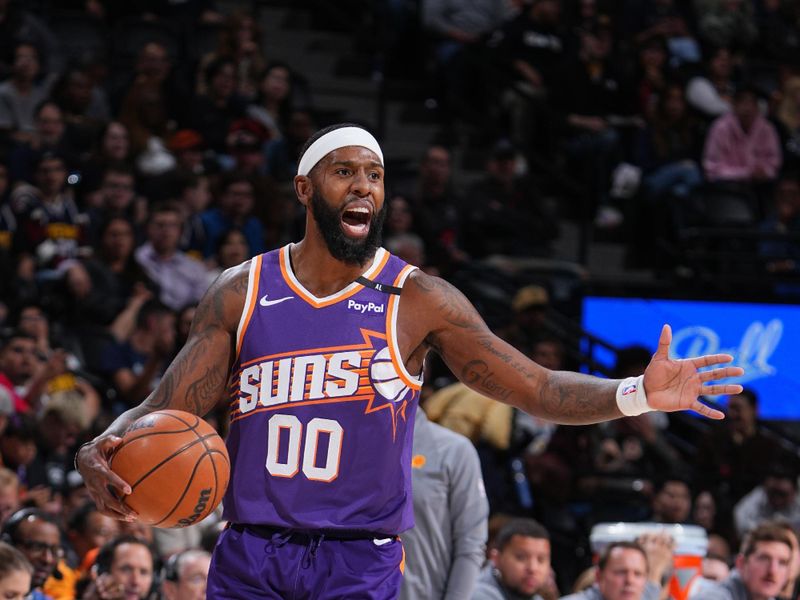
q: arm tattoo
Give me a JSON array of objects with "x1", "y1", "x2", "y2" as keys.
[
  {"x1": 460, "y1": 360, "x2": 513, "y2": 402},
  {"x1": 144, "y1": 268, "x2": 246, "y2": 415},
  {"x1": 476, "y1": 336, "x2": 536, "y2": 381},
  {"x1": 186, "y1": 366, "x2": 227, "y2": 415},
  {"x1": 414, "y1": 275, "x2": 485, "y2": 332},
  {"x1": 537, "y1": 371, "x2": 619, "y2": 423}
]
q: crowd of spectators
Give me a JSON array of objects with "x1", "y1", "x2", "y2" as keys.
[{"x1": 0, "y1": 0, "x2": 796, "y2": 599}]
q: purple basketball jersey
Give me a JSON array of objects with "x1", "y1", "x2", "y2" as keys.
[{"x1": 223, "y1": 245, "x2": 422, "y2": 535}]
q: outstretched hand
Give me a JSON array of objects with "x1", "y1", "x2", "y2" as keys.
[{"x1": 644, "y1": 324, "x2": 744, "y2": 419}]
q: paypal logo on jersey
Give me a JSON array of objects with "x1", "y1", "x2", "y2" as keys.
[{"x1": 347, "y1": 299, "x2": 385, "y2": 314}]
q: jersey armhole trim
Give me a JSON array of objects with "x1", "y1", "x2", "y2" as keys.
[
  {"x1": 385, "y1": 264, "x2": 422, "y2": 390},
  {"x1": 235, "y1": 254, "x2": 263, "y2": 359}
]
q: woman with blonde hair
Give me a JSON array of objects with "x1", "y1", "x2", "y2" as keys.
[{"x1": 0, "y1": 542, "x2": 33, "y2": 600}]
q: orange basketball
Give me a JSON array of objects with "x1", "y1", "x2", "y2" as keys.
[{"x1": 109, "y1": 410, "x2": 230, "y2": 528}]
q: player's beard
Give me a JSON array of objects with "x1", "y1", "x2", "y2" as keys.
[{"x1": 309, "y1": 189, "x2": 388, "y2": 265}]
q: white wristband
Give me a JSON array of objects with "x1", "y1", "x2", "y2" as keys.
[{"x1": 616, "y1": 375, "x2": 653, "y2": 416}]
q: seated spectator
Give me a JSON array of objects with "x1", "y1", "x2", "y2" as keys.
[
  {"x1": 0, "y1": 468, "x2": 20, "y2": 527},
  {"x1": 247, "y1": 61, "x2": 294, "y2": 140},
  {"x1": 205, "y1": 229, "x2": 250, "y2": 287},
  {"x1": 774, "y1": 521, "x2": 800, "y2": 600},
  {"x1": 696, "y1": 388, "x2": 787, "y2": 503},
  {"x1": 734, "y1": 467, "x2": 800, "y2": 539},
  {"x1": 633, "y1": 36, "x2": 670, "y2": 121},
  {"x1": 622, "y1": 0, "x2": 698, "y2": 64},
  {"x1": 0, "y1": 330, "x2": 68, "y2": 414},
  {"x1": 686, "y1": 46, "x2": 735, "y2": 120},
  {"x1": 112, "y1": 41, "x2": 188, "y2": 130},
  {"x1": 421, "y1": 0, "x2": 510, "y2": 126},
  {"x1": 200, "y1": 173, "x2": 266, "y2": 259},
  {"x1": 186, "y1": 57, "x2": 247, "y2": 154},
  {"x1": 0, "y1": 42, "x2": 58, "y2": 142},
  {"x1": 8, "y1": 101, "x2": 78, "y2": 185},
  {"x1": 264, "y1": 109, "x2": 315, "y2": 183},
  {"x1": 168, "y1": 130, "x2": 208, "y2": 176},
  {"x1": 119, "y1": 81, "x2": 176, "y2": 178},
  {"x1": 560, "y1": 538, "x2": 671, "y2": 600},
  {"x1": 491, "y1": 0, "x2": 564, "y2": 158},
  {"x1": 196, "y1": 10, "x2": 265, "y2": 100},
  {"x1": 693, "y1": 488, "x2": 737, "y2": 554},
  {"x1": 161, "y1": 549, "x2": 212, "y2": 600},
  {"x1": 0, "y1": 541, "x2": 32, "y2": 600},
  {"x1": 461, "y1": 140, "x2": 560, "y2": 259},
  {"x1": 650, "y1": 475, "x2": 692, "y2": 524},
  {"x1": 695, "y1": 0, "x2": 757, "y2": 49},
  {"x1": 758, "y1": 173, "x2": 800, "y2": 274},
  {"x1": 134, "y1": 203, "x2": 210, "y2": 312},
  {"x1": 702, "y1": 553, "x2": 731, "y2": 583},
  {"x1": 499, "y1": 285, "x2": 552, "y2": 357},
  {"x1": 401, "y1": 144, "x2": 464, "y2": 271},
  {"x1": 691, "y1": 521, "x2": 792, "y2": 599},
  {"x1": 27, "y1": 397, "x2": 91, "y2": 497},
  {"x1": 63, "y1": 217, "x2": 155, "y2": 366},
  {"x1": 99, "y1": 300, "x2": 175, "y2": 408},
  {"x1": 10, "y1": 152, "x2": 88, "y2": 271},
  {"x1": 174, "y1": 172, "x2": 213, "y2": 259},
  {"x1": 400, "y1": 402, "x2": 489, "y2": 600},
  {"x1": 384, "y1": 197, "x2": 429, "y2": 269},
  {"x1": 0, "y1": 415, "x2": 38, "y2": 489},
  {"x1": 554, "y1": 18, "x2": 633, "y2": 223},
  {"x1": 635, "y1": 82, "x2": 704, "y2": 202},
  {"x1": 221, "y1": 118, "x2": 270, "y2": 175},
  {"x1": 65, "y1": 502, "x2": 119, "y2": 578},
  {"x1": 702, "y1": 83, "x2": 782, "y2": 184},
  {"x1": 79, "y1": 121, "x2": 134, "y2": 194},
  {"x1": 2, "y1": 508, "x2": 66, "y2": 598},
  {"x1": 772, "y1": 77, "x2": 800, "y2": 172},
  {"x1": 0, "y1": 1, "x2": 62, "y2": 79},
  {"x1": 472, "y1": 518, "x2": 552, "y2": 600},
  {"x1": 49, "y1": 66, "x2": 109, "y2": 157},
  {"x1": 81, "y1": 535, "x2": 155, "y2": 600},
  {"x1": 757, "y1": 0, "x2": 800, "y2": 66},
  {"x1": 85, "y1": 166, "x2": 147, "y2": 247}
]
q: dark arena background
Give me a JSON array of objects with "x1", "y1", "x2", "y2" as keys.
[{"x1": 0, "y1": 0, "x2": 798, "y2": 598}]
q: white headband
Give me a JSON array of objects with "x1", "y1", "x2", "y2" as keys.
[{"x1": 297, "y1": 127, "x2": 384, "y2": 176}]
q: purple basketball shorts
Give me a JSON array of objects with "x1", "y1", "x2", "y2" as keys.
[{"x1": 206, "y1": 525, "x2": 405, "y2": 599}]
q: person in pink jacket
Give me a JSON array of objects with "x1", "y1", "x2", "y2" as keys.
[{"x1": 703, "y1": 84, "x2": 782, "y2": 183}]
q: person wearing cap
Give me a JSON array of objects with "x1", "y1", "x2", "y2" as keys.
[
  {"x1": 77, "y1": 122, "x2": 743, "y2": 599},
  {"x1": 168, "y1": 129, "x2": 207, "y2": 175},
  {"x1": 498, "y1": 285, "x2": 551, "y2": 357}
]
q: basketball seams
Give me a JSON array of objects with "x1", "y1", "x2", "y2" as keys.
[
  {"x1": 112, "y1": 411, "x2": 202, "y2": 459},
  {"x1": 154, "y1": 452, "x2": 212, "y2": 527},
  {"x1": 110, "y1": 410, "x2": 230, "y2": 528},
  {"x1": 124, "y1": 435, "x2": 215, "y2": 489}
]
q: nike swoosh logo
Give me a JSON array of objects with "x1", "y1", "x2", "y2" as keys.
[{"x1": 259, "y1": 295, "x2": 294, "y2": 307}]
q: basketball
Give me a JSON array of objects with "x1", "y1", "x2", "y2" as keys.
[{"x1": 109, "y1": 410, "x2": 230, "y2": 528}]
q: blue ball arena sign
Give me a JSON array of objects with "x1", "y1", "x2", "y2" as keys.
[{"x1": 582, "y1": 296, "x2": 798, "y2": 419}]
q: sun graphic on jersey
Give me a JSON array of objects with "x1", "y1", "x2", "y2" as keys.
[
  {"x1": 365, "y1": 345, "x2": 414, "y2": 440},
  {"x1": 369, "y1": 346, "x2": 412, "y2": 403}
]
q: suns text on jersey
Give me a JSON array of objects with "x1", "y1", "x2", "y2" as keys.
[{"x1": 237, "y1": 349, "x2": 374, "y2": 414}]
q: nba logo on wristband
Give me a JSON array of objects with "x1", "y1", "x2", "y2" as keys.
[{"x1": 616, "y1": 375, "x2": 652, "y2": 416}]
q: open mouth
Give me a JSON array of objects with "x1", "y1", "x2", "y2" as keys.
[{"x1": 341, "y1": 205, "x2": 371, "y2": 237}]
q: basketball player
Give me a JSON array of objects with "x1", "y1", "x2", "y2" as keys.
[{"x1": 77, "y1": 124, "x2": 744, "y2": 599}]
